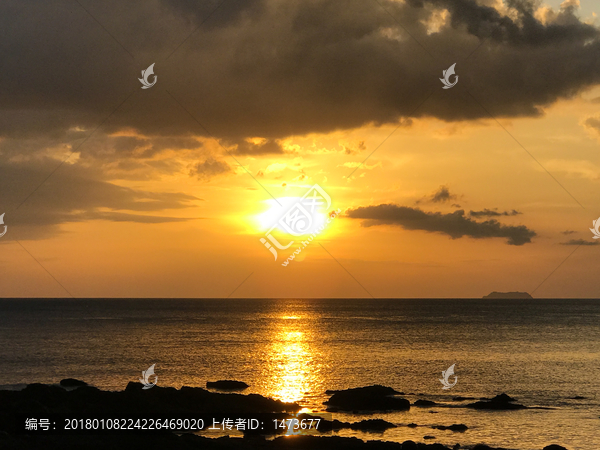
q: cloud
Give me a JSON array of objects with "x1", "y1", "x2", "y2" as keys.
[
  {"x1": 417, "y1": 185, "x2": 457, "y2": 204},
  {"x1": 340, "y1": 140, "x2": 367, "y2": 155},
  {"x1": 469, "y1": 209, "x2": 521, "y2": 217},
  {"x1": 1, "y1": 0, "x2": 600, "y2": 219},
  {"x1": 190, "y1": 157, "x2": 232, "y2": 180},
  {"x1": 561, "y1": 239, "x2": 599, "y2": 245},
  {"x1": 0, "y1": 0, "x2": 598, "y2": 148},
  {"x1": 583, "y1": 114, "x2": 600, "y2": 137},
  {"x1": 1, "y1": 161, "x2": 199, "y2": 239},
  {"x1": 346, "y1": 204, "x2": 536, "y2": 245},
  {"x1": 561, "y1": 230, "x2": 577, "y2": 235},
  {"x1": 233, "y1": 139, "x2": 285, "y2": 155}
]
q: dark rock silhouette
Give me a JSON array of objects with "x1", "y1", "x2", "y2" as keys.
[
  {"x1": 483, "y1": 292, "x2": 532, "y2": 299},
  {"x1": 0, "y1": 382, "x2": 299, "y2": 419},
  {"x1": 543, "y1": 445, "x2": 568, "y2": 450},
  {"x1": 452, "y1": 396, "x2": 476, "y2": 401},
  {"x1": 466, "y1": 393, "x2": 526, "y2": 410},
  {"x1": 206, "y1": 380, "x2": 249, "y2": 391},
  {"x1": 324, "y1": 385, "x2": 410, "y2": 412},
  {"x1": 432, "y1": 424, "x2": 468, "y2": 432},
  {"x1": 414, "y1": 399, "x2": 437, "y2": 407},
  {"x1": 491, "y1": 393, "x2": 517, "y2": 402},
  {"x1": 0, "y1": 383, "x2": 570, "y2": 450},
  {"x1": 347, "y1": 419, "x2": 397, "y2": 432},
  {"x1": 0, "y1": 433, "x2": 534, "y2": 450},
  {"x1": 59, "y1": 378, "x2": 87, "y2": 388}
]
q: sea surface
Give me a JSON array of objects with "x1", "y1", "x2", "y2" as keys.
[{"x1": 0, "y1": 298, "x2": 599, "y2": 449}]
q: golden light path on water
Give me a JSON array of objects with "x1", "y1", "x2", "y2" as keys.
[{"x1": 264, "y1": 314, "x2": 320, "y2": 413}]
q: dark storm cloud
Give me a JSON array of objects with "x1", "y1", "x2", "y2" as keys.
[
  {"x1": 0, "y1": 0, "x2": 599, "y2": 144},
  {"x1": 469, "y1": 208, "x2": 521, "y2": 217},
  {"x1": 410, "y1": 0, "x2": 598, "y2": 46},
  {"x1": 347, "y1": 204, "x2": 536, "y2": 245}
]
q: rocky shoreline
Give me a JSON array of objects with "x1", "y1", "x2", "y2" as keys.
[{"x1": 0, "y1": 381, "x2": 570, "y2": 450}]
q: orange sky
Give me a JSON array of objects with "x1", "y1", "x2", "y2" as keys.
[{"x1": 1, "y1": 0, "x2": 599, "y2": 297}]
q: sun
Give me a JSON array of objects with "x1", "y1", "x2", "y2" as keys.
[{"x1": 256, "y1": 197, "x2": 328, "y2": 234}]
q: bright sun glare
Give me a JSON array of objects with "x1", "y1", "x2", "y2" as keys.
[{"x1": 256, "y1": 197, "x2": 328, "y2": 234}]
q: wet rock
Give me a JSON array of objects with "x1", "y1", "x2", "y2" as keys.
[
  {"x1": 324, "y1": 385, "x2": 409, "y2": 412},
  {"x1": 59, "y1": 378, "x2": 87, "y2": 388},
  {"x1": 206, "y1": 380, "x2": 249, "y2": 390},
  {"x1": 491, "y1": 393, "x2": 516, "y2": 402},
  {"x1": 348, "y1": 419, "x2": 397, "y2": 431},
  {"x1": 413, "y1": 399, "x2": 436, "y2": 407},
  {"x1": 432, "y1": 424, "x2": 468, "y2": 432},
  {"x1": 1, "y1": 382, "x2": 299, "y2": 420},
  {"x1": 567, "y1": 396, "x2": 585, "y2": 400},
  {"x1": 407, "y1": 423, "x2": 418, "y2": 428},
  {"x1": 466, "y1": 393, "x2": 526, "y2": 410},
  {"x1": 423, "y1": 435, "x2": 436, "y2": 439},
  {"x1": 542, "y1": 446, "x2": 568, "y2": 450},
  {"x1": 292, "y1": 416, "x2": 397, "y2": 434},
  {"x1": 401, "y1": 440, "x2": 418, "y2": 450},
  {"x1": 452, "y1": 396, "x2": 475, "y2": 401}
]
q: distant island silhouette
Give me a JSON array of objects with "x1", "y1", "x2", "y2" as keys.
[{"x1": 483, "y1": 291, "x2": 533, "y2": 299}]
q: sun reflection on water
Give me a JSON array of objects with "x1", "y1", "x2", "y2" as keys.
[{"x1": 265, "y1": 315, "x2": 321, "y2": 409}]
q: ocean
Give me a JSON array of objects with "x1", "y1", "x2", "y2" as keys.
[{"x1": 0, "y1": 298, "x2": 598, "y2": 449}]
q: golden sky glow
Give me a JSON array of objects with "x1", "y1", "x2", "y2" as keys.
[{"x1": 1, "y1": 0, "x2": 599, "y2": 298}]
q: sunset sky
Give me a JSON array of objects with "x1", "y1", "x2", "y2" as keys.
[{"x1": 1, "y1": 0, "x2": 599, "y2": 298}]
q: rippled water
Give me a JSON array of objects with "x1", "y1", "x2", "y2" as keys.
[{"x1": 0, "y1": 298, "x2": 599, "y2": 449}]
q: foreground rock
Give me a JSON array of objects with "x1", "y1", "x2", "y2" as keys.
[
  {"x1": 413, "y1": 400, "x2": 436, "y2": 407},
  {"x1": 206, "y1": 380, "x2": 249, "y2": 391},
  {"x1": 59, "y1": 379, "x2": 87, "y2": 388},
  {"x1": 0, "y1": 433, "x2": 569, "y2": 450},
  {"x1": 466, "y1": 393, "x2": 526, "y2": 410},
  {"x1": 0, "y1": 382, "x2": 299, "y2": 418},
  {"x1": 483, "y1": 291, "x2": 533, "y2": 299},
  {"x1": 324, "y1": 385, "x2": 410, "y2": 412},
  {"x1": 0, "y1": 383, "x2": 571, "y2": 450},
  {"x1": 432, "y1": 424, "x2": 468, "y2": 432}
]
